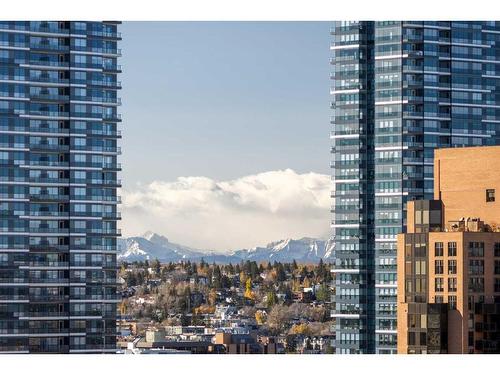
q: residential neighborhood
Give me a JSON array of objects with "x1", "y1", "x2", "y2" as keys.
[{"x1": 116, "y1": 259, "x2": 335, "y2": 353}]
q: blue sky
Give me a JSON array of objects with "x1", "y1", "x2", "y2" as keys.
[
  {"x1": 120, "y1": 22, "x2": 333, "y2": 249},
  {"x1": 120, "y1": 21, "x2": 331, "y2": 188}
]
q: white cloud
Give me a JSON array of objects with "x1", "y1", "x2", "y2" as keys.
[{"x1": 121, "y1": 169, "x2": 331, "y2": 250}]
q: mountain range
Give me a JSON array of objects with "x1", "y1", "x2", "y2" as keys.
[{"x1": 118, "y1": 231, "x2": 334, "y2": 264}]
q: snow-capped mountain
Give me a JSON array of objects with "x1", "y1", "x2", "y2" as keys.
[
  {"x1": 231, "y1": 237, "x2": 334, "y2": 263},
  {"x1": 118, "y1": 232, "x2": 334, "y2": 264},
  {"x1": 118, "y1": 235, "x2": 202, "y2": 263}
]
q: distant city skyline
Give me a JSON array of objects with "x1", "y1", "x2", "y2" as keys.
[{"x1": 120, "y1": 22, "x2": 332, "y2": 248}]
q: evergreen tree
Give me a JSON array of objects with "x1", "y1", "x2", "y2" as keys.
[
  {"x1": 316, "y1": 283, "x2": 331, "y2": 302},
  {"x1": 152, "y1": 258, "x2": 161, "y2": 275},
  {"x1": 276, "y1": 263, "x2": 286, "y2": 282},
  {"x1": 266, "y1": 291, "x2": 277, "y2": 308},
  {"x1": 258, "y1": 263, "x2": 264, "y2": 273}
]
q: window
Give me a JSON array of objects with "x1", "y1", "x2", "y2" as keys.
[
  {"x1": 435, "y1": 296, "x2": 444, "y2": 303},
  {"x1": 74, "y1": 154, "x2": 86, "y2": 163},
  {"x1": 435, "y1": 242, "x2": 443, "y2": 256},
  {"x1": 468, "y1": 242, "x2": 484, "y2": 257},
  {"x1": 435, "y1": 260, "x2": 444, "y2": 274},
  {"x1": 74, "y1": 22, "x2": 87, "y2": 31},
  {"x1": 73, "y1": 187, "x2": 85, "y2": 197},
  {"x1": 435, "y1": 277, "x2": 444, "y2": 292},
  {"x1": 448, "y1": 242, "x2": 457, "y2": 256},
  {"x1": 448, "y1": 260, "x2": 457, "y2": 274},
  {"x1": 495, "y1": 278, "x2": 500, "y2": 293},
  {"x1": 74, "y1": 204, "x2": 86, "y2": 212},
  {"x1": 486, "y1": 189, "x2": 495, "y2": 202},
  {"x1": 449, "y1": 295, "x2": 457, "y2": 310},
  {"x1": 73, "y1": 221, "x2": 86, "y2": 230},
  {"x1": 74, "y1": 38, "x2": 86, "y2": 48},
  {"x1": 495, "y1": 260, "x2": 500, "y2": 275},
  {"x1": 469, "y1": 259, "x2": 484, "y2": 275},
  {"x1": 408, "y1": 332, "x2": 416, "y2": 345},
  {"x1": 448, "y1": 277, "x2": 457, "y2": 292},
  {"x1": 416, "y1": 260, "x2": 426, "y2": 275},
  {"x1": 468, "y1": 277, "x2": 484, "y2": 293},
  {"x1": 495, "y1": 243, "x2": 500, "y2": 257}
]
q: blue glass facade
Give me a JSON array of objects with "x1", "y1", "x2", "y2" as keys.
[
  {"x1": 331, "y1": 21, "x2": 500, "y2": 354},
  {"x1": 0, "y1": 21, "x2": 121, "y2": 353}
]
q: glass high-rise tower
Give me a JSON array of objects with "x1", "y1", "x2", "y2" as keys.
[
  {"x1": 330, "y1": 21, "x2": 500, "y2": 354},
  {"x1": 0, "y1": 21, "x2": 121, "y2": 353}
]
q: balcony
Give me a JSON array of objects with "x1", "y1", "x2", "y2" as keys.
[
  {"x1": 29, "y1": 76, "x2": 69, "y2": 85},
  {"x1": 29, "y1": 278, "x2": 70, "y2": 284},
  {"x1": 28, "y1": 211, "x2": 69, "y2": 218},
  {"x1": 29, "y1": 143, "x2": 69, "y2": 152},
  {"x1": 102, "y1": 212, "x2": 122, "y2": 219},
  {"x1": 70, "y1": 294, "x2": 120, "y2": 301},
  {"x1": 30, "y1": 22, "x2": 69, "y2": 34},
  {"x1": 0, "y1": 277, "x2": 28, "y2": 283},
  {"x1": 88, "y1": 30, "x2": 122, "y2": 39},
  {"x1": 30, "y1": 177, "x2": 69, "y2": 184},
  {"x1": 29, "y1": 294, "x2": 69, "y2": 302},
  {"x1": 28, "y1": 261, "x2": 69, "y2": 267},
  {"x1": 29, "y1": 160, "x2": 69, "y2": 168},
  {"x1": 0, "y1": 346, "x2": 29, "y2": 353},
  {"x1": 28, "y1": 110, "x2": 69, "y2": 118},
  {"x1": 28, "y1": 59, "x2": 69, "y2": 68},
  {"x1": 30, "y1": 93, "x2": 69, "y2": 101},
  {"x1": 72, "y1": 145, "x2": 121, "y2": 153},
  {"x1": 102, "y1": 162, "x2": 122, "y2": 170},
  {"x1": 29, "y1": 244, "x2": 69, "y2": 252},
  {"x1": 88, "y1": 228, "x2": 121, "y2": 236},
  {"x1": 102, "y1": 64, "x2": 122, "y2": 73},
  {"x1": 28, "y1": 227, "x2": 69, "y2": 234},
  {"x1": 29, "y1": 194, "x2": 69, "y2": 202},
  {"x1": 102, "y1": 112, "x2": 122, "y2": 121},
  {"x1": 30, "y1": 42, "x2": 69, "y2": 52},
  {"x1": 29, "y1": 125, "x2": 69, "y2": 135}
]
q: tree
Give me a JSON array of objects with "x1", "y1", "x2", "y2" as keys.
[
  {"x1": 136, "y1": 271, "x2": 144, "y2": 286},
  {"x1": 266, "y1": 291, "x2": 277, "y2": 308},
  {"x1": 303, "y1": 276, "x2": 311, "y2": 288},
  {"x1": 316, "y1": 284, "x2": 331, "y2": 303},
  {"x1": 255, "y1": 310, "x2": 266, "y2": 325},
  {"x1": 266, "y1": 305, "x2": 292, "y2": 334},
  {"x1": 152, "y1": 258, "x2": 161, "y2": 275},
  {"x1": 244, "y1": 278, "x2": 254, "y2": 300},
  {"x1": 249, "y1": 261, "x2": 259, "y2": 279},
  {"x1": 127, "y1": 272, "x2": 137, "y2": 287},
  {"x1": 239, "y1": 271, "x2": 247, "y2": 285},
  {"x1": 119, "y1": 300, "x2": 128, "y2": 315},
  {"x1": 208, "y1": 289, "x2": 217, "y2": 306},
  {"x1": 212, "y1": 265, "x2": 222, "y2": 289},
  {"x1": 276, "y1": 263, "x2": 286, "y2": 282},
  {"x1": 290, "y1": 323, "x2": 311, "y2": 335}
]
